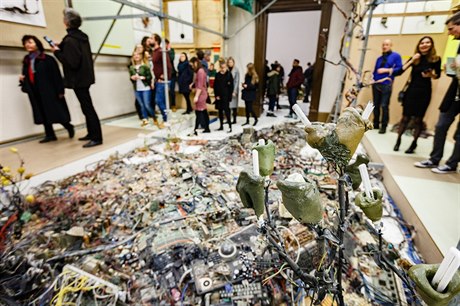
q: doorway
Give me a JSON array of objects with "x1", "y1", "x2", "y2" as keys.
[
  {"x1": 254, "y1": 0, "x2": 332, "y2": 121},
  {"x1": 266, "y1": 10, "x2": 321, "y2": 97}
]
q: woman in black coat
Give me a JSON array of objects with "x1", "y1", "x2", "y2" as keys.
[
  {"x1": 393, "y1": 36, "x2": 441, "y2": 153},
  {"x1": 177, "y1": 52, "x2": 194, "y2": 114},
  {"x1": 213, "y1": 61, "x2": 234, "y2": 132},
  {"x1": 241, "y1": 63, "x2": 259, "y2": 126},
  {"x1": 20, "y1": 35, "x2": 74, "y2": 143}
]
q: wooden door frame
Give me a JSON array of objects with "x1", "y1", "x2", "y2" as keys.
[{"x1": 254, "y1": 0, "x2": 333, "y2": 121}]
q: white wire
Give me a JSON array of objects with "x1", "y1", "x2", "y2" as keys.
[{"x1": 278, "y1": 225, "x2": 301, "y2": 263}]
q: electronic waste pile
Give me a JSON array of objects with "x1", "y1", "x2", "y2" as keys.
[{"x1": 0, "y1": 123, "x2": 428, "y2": 305}]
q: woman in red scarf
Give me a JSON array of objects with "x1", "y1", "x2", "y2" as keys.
[{"x1": 20, "y1": 35, "x2": 74, "y2": 143}]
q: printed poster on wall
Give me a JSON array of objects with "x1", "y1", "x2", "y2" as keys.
[
  {"x1": 0, "y1": 0, "x2": 47, "y2": 27},
  {"x1": 131, "y1": 0, "x2": 161, "y2": 44}
]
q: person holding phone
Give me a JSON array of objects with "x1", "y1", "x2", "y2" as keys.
[
  {"x1": 393, "y1": 36, "x2": 441, "y2": 154},
  {"x1": 414, "y1": 14, "x2": 460, "y2": 174},
  {"x1": 51, "y1": 8, "x2": 103, "y2": 148},
  {"x1": 19, "y1": 35, "x2": 74, "y2": 143}
]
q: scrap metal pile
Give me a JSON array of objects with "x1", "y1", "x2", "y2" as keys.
[{"x1": 1, "y1": 123, "x2": 422, "y2": 305}]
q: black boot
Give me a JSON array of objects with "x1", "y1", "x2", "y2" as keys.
[
  {"x1": 242, "y1": 119, "x2": 250, "y2": 126},
  {"x1": 39, "y1": 136, "x2": 57, "y2": 143},
  {"x1": 405, "y1": 141, "x2": 417, "y2": 154},
  {"x1": 393, "y1": 138, "x2": 401, "y2": 151},
  {"x1": 253, "y1": 118, "x2": 258, "y2": 126}
]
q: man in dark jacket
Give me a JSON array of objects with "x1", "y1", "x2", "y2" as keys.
[
  {"x1": 53, "y1": 8, "x2": 102, "y2": 148},
  {"x1": 414, "y1": 13, "x2": 460, "y2": 174},
  {"x1": 285, "y1": 59, "x2": 304, "y2": 118},
  {"x1": 266, "y1": 64, "x2": 280, "y2": 117},
  {"x1": 303, "y1": 62, "x2": 314, "y2": 103}
]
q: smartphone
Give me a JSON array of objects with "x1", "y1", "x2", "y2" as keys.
[{"x1": 43, "y1": 36, "x2": 56, "y2": 48}]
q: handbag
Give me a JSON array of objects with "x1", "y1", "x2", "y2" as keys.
[
  {"x1": 397, "y1": 58, "x2": 413, "y2": 103},
  {"x1": 398, "y1": 78, "x2": 410, "y2": 103}
]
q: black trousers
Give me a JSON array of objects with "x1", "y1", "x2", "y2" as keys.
[
  {"x1": 182, "y1": 92, "x2": 193, "y2": 113},
  {"x1": 74, "y1": 87, "x2": 103, "y2": 142},
  {"x1": 195, "y1": 110, "x2": 210, "y2": 131},
  {"x1": 218, "y1": 106, "x2": 231, "y2": 129},
  {"x1": 244, "y1": 100, "x2": 256, "y2": 120}
]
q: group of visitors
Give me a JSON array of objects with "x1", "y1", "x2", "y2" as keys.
[
  {"x1": 263, "y1": 59, "x2": 314, "y2": 118},
  {"x1": 129, "y1": 38, "x2": 262, "y2": 135},
  {"x1": 371, "y1": 13, "x2": 460, "y2": 174},
  {"x1": 18, "y1": 7, "x2": 458, "y2": 174},
  {"x1": 20, "y1": 8, "x2": 102, "y2": 148}
]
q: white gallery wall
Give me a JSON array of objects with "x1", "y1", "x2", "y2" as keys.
[
  {"x1": 226, "y1": 5, "x2": 256, "y2": 89},
  {"x1": 266, "y1": 11, "x2": 321, "y2": 82}
]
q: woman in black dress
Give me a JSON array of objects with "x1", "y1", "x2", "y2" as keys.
[
  {"x1": 20, "y1": 35, "x2": 74, "y2": 143},
  {"x1": 394, "y1": 36, "x2": 441, "y2": 153},
  {"x1": 177, "y1": 52, "x2": 194, "y2": 114},
  {"x1": 241, "y1": 63, "x2": 259, "y2": 126},
  {"x1": 213, "y1": 60, "x2": 234, "y2": 132}
]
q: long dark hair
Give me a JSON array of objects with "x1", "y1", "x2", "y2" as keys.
[
  {"x1": 414, "y1": 36, "x2": 439, "y2": 65},
  {"x1": 180, "y1": 52, "x2": 188, "y2": 62},
  {"x1": 190, "y1": 57, "x2": 202, "y2": 72},
  {"x1": 21, "y1": 35, "x2": 44, "y2": 52}
]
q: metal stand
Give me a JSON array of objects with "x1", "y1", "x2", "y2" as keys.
[
  {"x1": 336, "y1": 174, "x2": 348, "y2": 306},
  {"x1": 260, "y1": 181, "x2": 317, "y2": 288}
]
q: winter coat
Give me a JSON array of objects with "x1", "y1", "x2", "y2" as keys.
[
  {"x1": 177, "y1": 61, "x2": 193, "y2": 94},
  {"x1": 286, "y1": 66, "x2": 304, "y2": 89},
  {"x1": 21, "y1": 53, "x2": 71, "y2": 124},
  {"x1": 194, "y1": 68, "x2": 208, "y2": 111},
  {"x1": 54, "y1": 28, "x2": 95, "y2": 88},
  {"x1": 213, "y1": 70, "x2": 234, "y2": 109},
  {"x1": 241, "y1": 74, "x2": 258, "y2": 102},
  {"x1": 229, "y1": 66, "x2": 240, "y2": 108},
  {"x1": 129, "y1": 64, "x2": 152, "y2": 90},
  {"x1": 303, "y1": 65, "x2": 314, "y2": 84},
  {"x1": 266, "y1": 70, "x2": 280, "y2": 96}
]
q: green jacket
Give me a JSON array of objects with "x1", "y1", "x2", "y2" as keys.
[
  {"x1": 129, "y1": 64, "x2": 152, "y2": 90},
  {"x1": 267, "y1": 70, "x2": 280, "y2": 96}
]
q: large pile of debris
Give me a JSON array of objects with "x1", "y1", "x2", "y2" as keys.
[{"x1": 0, "y1": 123, "x2": 421, "y2": 305}]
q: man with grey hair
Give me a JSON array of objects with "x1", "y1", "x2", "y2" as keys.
[
  {"x1": 52, "y1": 8, "x2": 103, "y2": 148},
  {"x1": 414, "y1": 12, "x2": 460, "y2": 174}
]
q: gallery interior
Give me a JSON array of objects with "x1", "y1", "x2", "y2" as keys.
[{"x1": 0, "y1": 0, "x2": 459, "y2": 305}]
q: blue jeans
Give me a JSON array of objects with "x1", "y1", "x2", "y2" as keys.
[
  {"x1": 372, "y1": 83, "x2": 392, "y2": 128},
  {"x1": 155, "y1": 81, "x2": 169, "y2": 122},
  {"x1": 288, "y1": 88, "x2": 298, "y2": 114},
  {"x1": 135, "y1": 90, "x2": 154, "y2": 119},
  {"x1": 430, "y1": 101, "x2": 460, "y2": 169}
]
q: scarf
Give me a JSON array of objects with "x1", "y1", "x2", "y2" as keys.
[{"x1": 27, "y1": 51, "x2": 41, "y2": 84}]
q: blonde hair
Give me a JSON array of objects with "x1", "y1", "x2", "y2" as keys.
[
  {"x1": 246, "y1": 63, "x2": 259, "y2": 85},
  {"x1": 131, "y1": 51, "x2": 148, "y2": 66}
]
